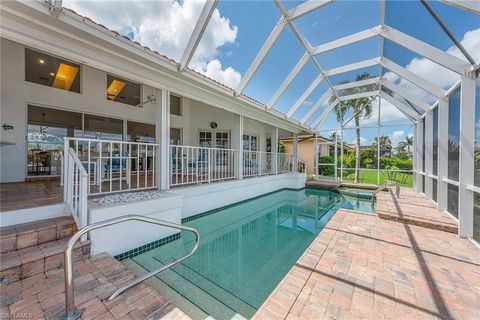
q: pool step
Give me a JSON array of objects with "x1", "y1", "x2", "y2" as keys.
[
  {"x1": 159, "y1": 258, "x2": 257, "y2": 319},
  {"x1": 132, "y1": 254, "x2": 246, "y2": 320}
]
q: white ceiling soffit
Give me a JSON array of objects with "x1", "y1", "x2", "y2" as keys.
[{"x1": 301, "y1": 89, "x2": 332, "y2": 124}]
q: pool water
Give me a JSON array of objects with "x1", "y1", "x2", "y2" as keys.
[{"x1": 130, "y1": 188, "x2": 375, "y2": 319}]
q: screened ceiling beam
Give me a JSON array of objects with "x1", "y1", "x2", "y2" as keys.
[
  {"x1": 301, "y1": 89, "x2": 332, "y2": 124},
  {"x1": 267, "y1": 53, "x2": 309, "y2": 109},
  {"x1": 324, "y1": 58, "x2": 381, "y2": 76},
  {"x1": 381, "y1": 58, "x2": 445, "y2": 98},
  {"x1": 381, "y1": 25, "x2": 471, "y2": 74},
  {"x1": 380, "y1": 91, "x2": 420, "y2": 121},
  {"x1": 312, "y1": 26, "x2": 381, "y2": 55},
  {"x1": 379, "y1": 78, "x2": 432, "y2": 112},
  {"x1": 334, "y1": 77, "x2": 380, "y2": 91},
  {"x1": 288, "y1": 0, "x2": 334, "y2": 20},
  {"x1": 339, "y1": 90, "x2": 379, "y2": 101},
  {"x1": 179, "y1": 0, "x2": 219, "y2": 71},
  {"x1": 311, "y1": 98, "x2": 339, "y2": 128},
  {"x1": 49, "y1": 0, "x2": 62, "y2": 16},
  {"x1": 235, "y1": 17, "x2": 287, "y2": 95},
  {"x1": 286, "y1": 74, "x2": 324, "y2": 117},
  {"x1": 439, "y1": 0, "x2": 480, "y2": 14}
]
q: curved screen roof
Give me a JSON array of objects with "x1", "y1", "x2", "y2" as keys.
[{"x1": 61, "y1": 0, "x2": 479, "y2": 132}]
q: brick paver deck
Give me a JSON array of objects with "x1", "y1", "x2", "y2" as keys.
[
  {"x1": 376, "y1": 188, "x2": 458, "y2": 233},
  {"x1": 254, "y1": 209, "x2": 480, "y2": 320},
  {"x1": 0, "y1": 253, "x2": 190, "y2": 320}
]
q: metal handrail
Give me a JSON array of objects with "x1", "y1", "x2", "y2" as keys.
[
  {"x1": 372, "y1": 180, "x2": 400, "y2": 203},
  {"x1": 63, "y1": 215, "x2": 200, "y2": 320}
]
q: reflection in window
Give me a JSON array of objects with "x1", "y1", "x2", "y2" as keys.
[
  {"x1": 170, "y1": 95, "x2": 182, "y2": 116},
  {"x1": 422, "y1": 118, "x2": 425, "y2": 172},
  {"x1": 474, "y1": 192, "x2": 480, "y2": 242},
  {"x1": 127, "y1": 121, "x2": 155, "y2": 143},
  {"x1": 27, "y1": 105, "x2": 82, "y2": 176},
  {"x1": 432, "y1": 108, "x2": 438, "y2": 176},
  {"x1": 107, "y1": 75, "x2": 141, "y2": 106},
  {"x1": 447, "y1": 184, "x2": 459, "y2": 218},
  {"x1": 474, "y1": 79, "x2": 480, "y2": 187},
  {"x1": 243, "y1": 134, "x2": 258, "y2": 151},
  {"x1": 170, "y1": 128, "x2": 182, "y2": 145},
  {"x1": 448, "y1": 86, "x2": 461, "y2": 181},
  {"x1": 84, "y1": 114, "x2": 123, "y2": 141},
  {"x1": 25, "y1": 48, "x2": 81, "y2": 93}
]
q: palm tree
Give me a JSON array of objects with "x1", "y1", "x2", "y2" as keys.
[
  {"x1": 405, "y1": 135, "x2": 413, "y2": 155},
  {"x1": 373, "y1": 135, "x2": 392, "y2": 157},
  {"x1": 334, "y1": 72, "x2": 374, "y2": 183},
  {"x1": 395, "y1": 141, "x2": 407, "y2": 156}
]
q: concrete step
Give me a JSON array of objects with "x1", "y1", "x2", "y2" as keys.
[
  {"x1": 133, "y1": 254, "x2": 242, "y2": 320},
  {"x1": 0, "y1": 238, "x2": 90, "y2": 286},
  {"x1": 0, "y1": 216, "x2": 78, "y2": 253}
]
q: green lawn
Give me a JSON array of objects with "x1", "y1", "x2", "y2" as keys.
[{"x1": 341, "y1": 169, "x2": 413, "y2": 187}]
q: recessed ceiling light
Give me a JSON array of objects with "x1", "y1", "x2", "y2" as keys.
[
  {"x1": 49, "y1": 72, "x2": 55, "y2": 76},
  {"x1": 39, "y1": 59, "x2": 45, "y2": 64}
]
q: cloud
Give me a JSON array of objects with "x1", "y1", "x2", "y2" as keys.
[
  {"x1": 390, "y1": 130, "x2": 405, "y2": 147},
  {"x1": 63, "y1": 0, "x2": 241, "y2": 87},
  {"x1": 384, "y1": 28, "x2": 480, "y2": 105},
  {"x1": 352, "y1": 136, "x2": 368, "y2": 145}
]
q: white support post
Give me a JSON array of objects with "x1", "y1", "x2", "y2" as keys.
[
  {"x1": 424, "y1": 111, "x2": 433, "y2": 199},
  {"x1": 237, "y1": 115, "x2": 244, "y2": 179},
  {"x1": 412, "y1": 127, "x2": 417, "y2": 190},
  {"x1": 273, "y1": 127, "x2": 279, "y2": 174},
  {"x1": 458, "y1": 76, "x2": 476, "y2": 237},
  {"x1": 325, "y1": 58, "x2": 380, "y2": 77},
  {"x1": 157, "y1": 89, "x2": 170, "y2": 190},
  {"x1": 293, "y1": 133, "x2": 298, "y2": 172},
  {"x1": 312, "y1": 26, "x2": 381, "y2": 55},
  {"x1": 437, "y1": 99, "x2": 449, "y2": 211},
  {"x1": 415, "y1": 120, "x2": 424, "y2": 193},
  {"x1": 380, "y1": 78, "x2": 432, "y2": 112}
]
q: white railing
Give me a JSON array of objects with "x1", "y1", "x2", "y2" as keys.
[
  {"x1": 64, "y1": 137, "x2": 159, "y2": 196},
  {"x1": 64, "y1": 148, "x2": 88, "y2": 232},
  {"x1": 170, "y1": 145, "x2": 237, "y2": 186},
  {"x1": 278, "y1": 153, "x2": 294, "y2": 173},
  {"x1": 243, "y1": 151, "x2": 274, "y2": 177}
]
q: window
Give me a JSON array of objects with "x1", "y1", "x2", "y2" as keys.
[
  {"x1": 422, "y1": 118, "x2": 425, "y2": 173},
  {"x1": 83, "y1": 114, "x2": 123, "y2": 141},
  {"x1": 127, "y1": 121, "x2": 155, "y2": 143},
  {"x1": 448, "y1": 86, "x2": 461, "y2": 181},
  {"x1": 243, "y1": 134, "x2": 258, "y2": 151},
  {"x1": 25, "y1": 48, "x2": 81, "y2": 93},
  {"x1": 170, "y1": 94, "x2": 182, "y2": 116},
  {"x1": 447, "y1": 184, "x2": 459, "y2": 218},
  {"x1": 199, "y1": 131, "x2": 229, "y2": 148},
  {"x1": 199, "y1": 131, "x2": 213, "y2": 147},
  {"x1": 170, "y1": 128, "x2": 182, "y2": 145},
  {"x1": 432, "y1": 108, "x2": 438, "y2": 176},
  {"x1": 216, "y1": 132, "x2": 230, "y2": 149},
  {"x1": 27, "y1": 105, "x2": 82, "y2": 176},
  {"x1": 107, "y1": 75, "x2": 141, "y2": 106}
]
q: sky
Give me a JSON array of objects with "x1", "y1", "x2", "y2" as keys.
[{"x1": 62, "y1": 0, "x2": 479, "y2": 147}]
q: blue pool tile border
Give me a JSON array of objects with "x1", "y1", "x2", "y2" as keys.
[
  {"x1": 181, "y1": 187, "x2": 303, "y2": 223},
  {"x1": 114, "y1": 233, "x2": 180, "y2": 261}
]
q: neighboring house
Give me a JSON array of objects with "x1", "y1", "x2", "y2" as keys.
[{"x1": 281, "y1": 135, "x2": 352, "y2": 175}]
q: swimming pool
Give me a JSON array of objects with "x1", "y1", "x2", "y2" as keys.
[{"x1": 128, "y1": 188, "x2": 375, "y2": 319}]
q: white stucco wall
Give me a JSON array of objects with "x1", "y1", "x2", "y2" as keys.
[{"x1": 1, "y1": 39, "x2": 277, "y2": 183}]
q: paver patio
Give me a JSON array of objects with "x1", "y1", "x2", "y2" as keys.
[{"x1": 254, "y1": 206, "x2": 480, "y2": 319}]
